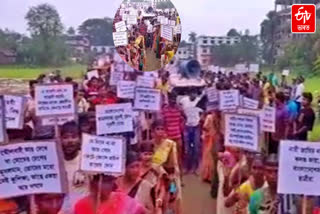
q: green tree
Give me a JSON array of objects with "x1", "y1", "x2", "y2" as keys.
[
  {"x1": 0, "y1": 29, "x2": 22, "y2": 50},
  {"x1": 156, "y1": 1, "x2": 175, "y2": 9},
  {"x1": 227, "y1": 28, "x2": 240, "y2": 37},
  {"x1": 78, "y1": 18, "x2": 113, "y2": 46},
  {"x1": 67, "y1": 27, "x2": 76, "y2": 35}
]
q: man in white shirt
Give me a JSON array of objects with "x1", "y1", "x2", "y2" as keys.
[
  {"x1": 294, "y1": 77, "x2": 305, "y2": 113},
  {"x1": 179, "y1": 90, "x2": 204, "y2": 174}
]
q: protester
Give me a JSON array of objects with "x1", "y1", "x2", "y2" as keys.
[
  {"x1": 294, "y1": 76, "x2": 305, "y2": 112},
  {"x1": 34, "y1": 194, "x2": 65, "y2": 214}
]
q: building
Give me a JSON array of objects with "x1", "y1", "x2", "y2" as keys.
[
  {"x1": 0, "y1": 49, "x2": 17, "y2": 65},
  {"x1": 176, "y1": 43, "x2": 194, "y2": 60},
  {"x1": 274, "y1": 0, "x2": 320, "y2": 57},
  {"x1": 65, "y1": 35, "x2": 90, "y2": 56},
  {"x1": 196, "y1": 35, "x2": 241, "y2": 69}
]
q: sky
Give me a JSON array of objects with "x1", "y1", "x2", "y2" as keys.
[{"x1": 0, "y1": 0, "x2": 274, "y2": 40}]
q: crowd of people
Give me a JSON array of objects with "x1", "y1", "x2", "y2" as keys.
[
  {"x1": 113, "y1": 2, "x2": 181, "y2": 71},
  {"x1": 0, "y1": 54, "x2": 319, "y2": 214}
]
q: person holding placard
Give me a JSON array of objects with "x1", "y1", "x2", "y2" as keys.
[
  {"x1": 59, "y1": 121, "x2": 89, "y2": 214},
  {"x1": 75, "y1": 174, "x2": 146, "y2": 214},
  {"x1": 249, "y1": 154, "x2": 299, "y2": 214},
  {"x1": 116, "y1": 151, "x2": 154, "y2": 214},
  {"x1": 34, "y1": 193, "x2": 65, "y2": 214}
]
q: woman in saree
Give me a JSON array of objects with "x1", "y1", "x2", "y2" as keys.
[
  {"x1": 116, "y1": 151, "x2": 154, "y2": 214},
  {"x1": 140, "y1": 143, "x2": 167, "y2": 214},
  {"x1": 127, "y1": 37, "x2": 140, "y2": 70},
  {"x1": 151, "y1": 119, "x2": 182, "y2": 214},
  {"x1": 201, "y1": 110, "x2": 221, "y2": 182},
  {"x1": 74, "y1": 174, "x2": 145, "y2": 214}
]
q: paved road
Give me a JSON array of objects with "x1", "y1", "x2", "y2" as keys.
[
  {"x1": 144, "y1": 48, "x2": 161, "y2": 72},
  {"x1": 182, "y1": 175, "x2": 216, "y2": 214}
]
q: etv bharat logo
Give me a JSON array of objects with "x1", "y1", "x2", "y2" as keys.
[{"x1": 292, "y1": 4, "x2": 316, "y2": 33}]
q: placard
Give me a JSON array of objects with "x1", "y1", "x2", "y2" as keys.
[
  {"x1": 224, "y1": 114, "x2": 259, "y2": 151},
  {"x1": 157, "y1": 16, "x2": 164, "y2": 22},
  {"x1": 134, "y1": 87, "x2": 161, "y2": 111},
  {"x1": 115, "y1": 21, "x2": 127, "y2": 32},
  {"x1": 81, "y1": 133, "x2": 126, "y2": 175},
  {"x1": 170, "y1": 20, "x2": 176, "y2": 27},
  {"x1": 87, "y1": 70, "x2": 99, "y2": 80},
  {"x1": 117, "y1": 80, "x2": 136, "y2": 99},
  {"x1": 161, "y1": 25, "x2": 173, "y2": 41},
  {"x1": 143, "y1": 71, "x2": 159, "y2": 78},
  {"x1": 35, "y1": 84, "x2": 75, "y2": 117},
  {"x1": 174, "y1": 24, "x2": 182, "y2": 34},
  {"x1": 0, "y1": 141, "x2": 65, "y2": 199},
  {"x1": 206, "y1": 87, "x2": 218, "y2": 103},
  {"x1": 282, "y1": 69, "x2": 290, "y2": 76},
  {"x1": 4, "y1": 95, "x2": 25, "y2": 129},
  {"x1": 261, "y1": 105, "x2": 276, "y2": 133},
  {"x1": 96, "y1": 103, "x2": 133, "y2": 135},
  {"x1": 243, "y1": 97, "x2": 259, "y2": 110},
  {"x1": 126, "y1": 15, "x2": 137, "y2": 25},
  {"x1": 136, "y1": 76, "x2": 155, "y2": 88},
  {"x1": 113, "y1": 32, "x2": 128, "y2": 47},
  {"x1": 42, "y1": 115, "x2": 75, "y2": 126},
  {"x1": 0, "y1": 97, "x2": 5, "y2": 143},
  {"x1": 278, "y1": 140, "x2": 320, "y2": 196},
  {"x1": 110, "y1": 70, "x2": 124, "y2": 86},
  {"x1": 219, "y1": 90, "x2": 240, "y2": 110}
]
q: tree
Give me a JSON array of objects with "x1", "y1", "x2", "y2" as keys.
[
  {"x1": 156, "y1": 1, "x2": 175, "y2": 9},
  {"x1": 67, "y1": 27, "x2": 76, "y2": 35},
  {"x1": 227, "y1": 28, "x2": 240, "y2": 37},
  {"x1": 25, "y1": 4, "x2": 63, "y2": 37},
  {"x1": 260, "y1": 11, "x2": 279, "y2": 65},
  {"x1": 188, "y1": 32, "x2": 197, "y2": 43},
  {"x1": 179, "y1": 40, "x2": 188, "y2": 48},
  {"x1": 78, "y1": 18, "x2": 113, "y2": 46},
  {"x1": 0, "y1": 29, "x2": 22, "y2": 50}
]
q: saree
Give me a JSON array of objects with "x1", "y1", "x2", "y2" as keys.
[
  {"x1": 74, "y1": 192, "x2": 145, "y2": 214},
  {"x1": 152, "y1": 139, "x2": 178, "y2": 170}
]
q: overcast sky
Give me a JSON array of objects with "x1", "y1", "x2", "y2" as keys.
[{"x1": 0, "y1": 0, "x2": 274, "y2": 40}]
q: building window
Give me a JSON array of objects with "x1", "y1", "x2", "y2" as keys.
[
  {"x1": 202, "y1": 59, "x2": 207, "y2": 64},
  {"x1": 218, "y1": 41, "x2": 223, "y2": 44},
  {"x1": 93, "y1": 48, "x2": 97, "y2": 52},
  {"x1": 211, "y1": 40, "x2": 215, "y2": 44},
  {"x1": 183, "y1": 51, "x2": 186, "y2": 54},
  {"x1": 203, "y1": 40, "x2": 208, "y2": 44},
  {"x1": 178, "y1": 51, "x2": 181, "y2": 54},
  {"x1": 102, "y1": 47, "x2": 106, "y2": 53},
  {"x1": 226, "y1": 41, "x2": 230, "y2": 44},
  {"x1": 202, "y1": 49, "x2": 207, "y2": 53}
]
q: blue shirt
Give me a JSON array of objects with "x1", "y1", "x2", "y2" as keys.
[{"x1": 286, "y1": 100, "x2": 298, "y2": 120}]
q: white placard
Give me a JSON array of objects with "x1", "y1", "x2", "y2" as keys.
[
  {"x1": 249, "y1": 64, "x2": 259, "y2": 73},
  {"x1": 115, "y1": 21, "x2": 127, "y2": 32},
  {"x1": 110, "y1": 70, "x2": 124, "y2": 86},
  {"x1": 237, "y1": 108, "x2": 262, "y2": 118},
  {"x1": 81, "y1": 133, "x2": 125, "y2": 174},
  {"x1": 117, "y1": 80, "x2": 136, "y2": 99},
  {"x1": 243, "y1": 97, "x2": 259, "y2": 110},
  {"x1": 143, "y1": 71, "x2": 159, "y2": 78},
  {"x1": 134, "y1": 87, "x2": 161, "y2": 111},
  {"x1": 126, "y1": 15, "x2": 137, "y2": 25},
  {"x1": 161, "y1": 17, "x2": 169, "y2": 25},
  {"x1": 122, "y1": 14, "x2": 128, "y2": 22},
  {"x1": 219, "y1": 90, "x2": 240, "y2": 110},
  {"x1": 136, "y1": 76, "x2": 155, "y2": 88},
  {"x1": 278, "y1": 140, "x2": 320, "y2": 196},
  {"x1": 0, "y1": 97, "x2": 5, "y2": 143},
  {"x1": 206, "y1": 87, "x2": 218, "y2": 103},
  {"x1": 261, "y1": 105, "x2": 276, "y2": 133},
  {"x1": 42, "y1": 115, "x2": 75, "y2": 126},
  {"x1": 225, "y1": 114, "x2": 259, "y2": 151},
  {"x1": 282, "y1": 69, "x2": 290, "y2": 76},
  {"x1": 170, "y1": 20, "x2": 176, "y2": 27},
  {"x1": 157, "y1": 16, "x2": 164, "y2": 22},
  {"x1": 161, "y1": 25, "x2": 173, "y2": 41},
  {"x1": 96, "y1": 103, "x2": 133, "y2": 135},
  {"x1": 87, "y1": 70, "x2": 99, "y2": 80},
  {"x1": 0, "y1": 142, "x2": 64, "y2": 199},
  {"x1": 124, "y1": 64, "x2": 135, "y2": 72},
  {"x1": 113, "y1": 32, "x2": 128, "y2": 47},
  {"x1": 4, "y1": 95, "x2": 25, "y2": 129},
  {"x1": 119, "y1": 9, "x2": 125, "y2": 16},
  {"x1": 174, "y1": 24, "x2": 182, "y2": 34},
  {"x1": 35, "y1": 84, "x2": 75, "y2": 117}
]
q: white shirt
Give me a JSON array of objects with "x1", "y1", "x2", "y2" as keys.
[
  {"x1": 295, "y1": 83, "x2": 305, "y2": 102},
  {"x1": 179, "y1": 96, "x2": 202, "y2": 110},
  {"x1": 59, "y1": 155, "x2": 89, "y2": 214},
  {"x1": 184, "y1": 107, "x2": 203, "y2": 126}
]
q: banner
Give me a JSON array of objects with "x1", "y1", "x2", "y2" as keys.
[
  {"x1": 35, "y1": 84, "x2": 75, "y2": 117},
  {"x1": 206, "y1": 87, "x2": 218, "y2": 103},
  {"x1": 96, "y1": 103, "x2": 133, "y2": 135},
  {"x1": 115, "y1": 21, "x2": 127, "y2": 32},
  {"x1": 161, "y1": 25, "x2": 173, "y2": 41},
  {"x1": 113, "y1": 32, "x2": 128, "y2": 47},
  {"x1": 86, "y1": 70, "x2": 99, "y2": 80},
  {"x1": 278, "y1": 140, "x2": 320, "y2": 196},
  {"x1": 110, "y1": 70, "x2": 124, "y2": 86},
  {"x1": 282, "y1": 69, "x2": 290, "y2": 76},
  {"x1": 219, "y1": 90, "x2": 240, "y2": 110},
  {"x1": 243, "y1": 97, "x2": 259, "y2": 110},
  {"x1": 126, "y1": 15, "x2": 137, "y2": 25},
  {"x1": 224, "y1": 114, "x2": 259, "y2": 151},
  {"x1": 81, "y1": 133, "x2": 126, "y2": 175},
  {"x1": 261, "y1": 105, "x2": 276, "y2": 133},
  {"x1": 136, "y1": 76, "x2": 155, "y2": 88},
  {"x1": 0, "y1": 141, "x2": 66, "y2": 199},
  {"x1": 4, "y1": 95, "x2": 25, "y2": 129},
  {"x1": 0, "y1": 97, "x2": 5, "y2": 143},
  {"x1": 42, "y1": 115, "x2": 75, "y2": 126},
  {"x1": 134, "y1": 87, "x2": 161, "y2": 111},
  {"x1": 117, "y1": 80, "x2": 136, "y2": 99}
]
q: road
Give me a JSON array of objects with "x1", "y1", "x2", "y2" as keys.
[
  {"x1": 144, "y1": 48, "x2": 161, "y2": 72},
  {"x1": 182, "y1": 175, "x2": 216, "y2": 214}
]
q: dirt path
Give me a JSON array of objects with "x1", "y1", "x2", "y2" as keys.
[{"x1": 144, "y1": 48, "x2": 161, "y2": 72}]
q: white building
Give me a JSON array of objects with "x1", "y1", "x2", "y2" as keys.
[
  {"x1": 196, "y1": 35, "x2": 241, "y2": 69},
  {"x1": 176, "y1": 43, "x2": 194, "y2": 60}
]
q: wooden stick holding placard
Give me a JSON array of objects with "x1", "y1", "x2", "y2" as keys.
[
  {"x1": 95, "y1": 174, "x2": 103, "y2": 213},
  {"x1": 302, "y1": 195, "x2": 308, "y2": 214}
]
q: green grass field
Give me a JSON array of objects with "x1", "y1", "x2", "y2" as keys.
[{"x1": 0, "y1": 64, "x2": 86, "y2": 79}]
